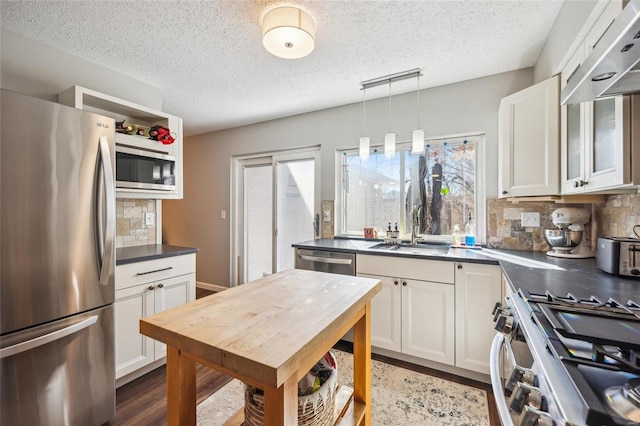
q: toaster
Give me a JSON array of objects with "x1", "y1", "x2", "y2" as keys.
[{"x1": 597, "y1": 237, "x2": 640, "y2": 277}]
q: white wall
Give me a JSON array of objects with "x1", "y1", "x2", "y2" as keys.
[
  {"x1": 533, "y1": 0, "x2": 607, "y2": 83},
  {"x1": 0, "y1": 29, "x2": 162, "y2": 108},
  {"x1": 162, "y1": 69, "x2": 533, "y2": 287}
]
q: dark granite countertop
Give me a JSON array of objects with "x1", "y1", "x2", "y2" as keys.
[
  {"x1": 292, "y1": 239, "x2": 640, "y2": 303},
  {"x1": 116, "y1": 244, "x2": 199, "y2": 266}
]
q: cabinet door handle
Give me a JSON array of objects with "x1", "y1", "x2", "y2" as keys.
[
  {"x1": 136, "y1": 266, "x2": 173, "y2": 276},
  {"x1": 457, "y1": 264, "x2": 463, "y2": 269},
  {"x1": 394, "y1": 280, "x2": 399, "y2": 286},
  {"x1": 157, "y1": 283, "x2": 164, "y2": 288},
  {"x1": 148, "y1": 286, "x2": 155, "y2": 291},
  {"x1": 402, "y1": 281, "x2": 407, "y2": 286},
  {"x1": 502, "y1": 190, "x2": 508, "y2": 195}
]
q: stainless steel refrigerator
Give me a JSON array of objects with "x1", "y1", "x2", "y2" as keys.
[{"x1": 0, "y1": 89, "x2": 116, "y2": 425}]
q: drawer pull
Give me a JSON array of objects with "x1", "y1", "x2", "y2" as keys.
[
  {"x1": 136, "y1": 266, "x2": 173, "y2": 276},
  {"x1": 157, "y1": 283, "x2": 164, "y2": 288}
]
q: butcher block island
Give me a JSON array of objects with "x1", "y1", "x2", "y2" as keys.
[{"x1": 140, "y1": 269, "x2": 382, "y2": 426}]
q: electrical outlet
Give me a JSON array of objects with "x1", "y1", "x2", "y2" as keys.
[
  {"x1": 145, "y1": 212, "x2": 155, "y2": 226},
  {"x1": 521, "y1": 212, "x2": 540, "y2": 227},
  {"x1": 221, "y1": 210, "x2": 227, "y2": 220}
]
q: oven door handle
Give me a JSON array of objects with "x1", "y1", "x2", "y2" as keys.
[{"x1": 490, "y1": 333, "x2": 516, "y2": 426}]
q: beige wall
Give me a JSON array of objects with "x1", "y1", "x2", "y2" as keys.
[{"x1": 163, "y1": 69, "x2": 533, "y2": 288}]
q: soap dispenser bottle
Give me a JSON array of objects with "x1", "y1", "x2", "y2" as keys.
[
  {"x1": 464, "y1": 215, "x2": 475, "y2": 247},
  {"x1": 452, "y1": 224, "x2": 460, "y2": 246}
]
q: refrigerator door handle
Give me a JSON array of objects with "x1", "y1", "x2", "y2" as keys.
[
  {"x1": 96, "y1": 136, "x2": 115, "y2": 286},
  {"x1": 0, "y1": 315, "x2": 98, "y2": 359}
]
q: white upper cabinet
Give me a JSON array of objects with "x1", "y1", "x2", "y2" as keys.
[
  {"x1": 498, "y1": 75, "x2": 560, "y2": 198},
  {"x1": 561, "y1": 0, "x2": 639, "y2": 194},
  {"x1": 58, "y1": 85, "x2": 184, "y2": 199}
]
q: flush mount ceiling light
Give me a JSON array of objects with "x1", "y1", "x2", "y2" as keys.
[{"x1": 262, "y1": 6, "x2": 315, "y2": 59}]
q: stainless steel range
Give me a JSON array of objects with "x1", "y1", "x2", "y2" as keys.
[{"x1": 491, "y1": 288, "x2": 640, "y2": 425}]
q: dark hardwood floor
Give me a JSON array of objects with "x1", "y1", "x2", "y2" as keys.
[{"x1": 109, "y1": 288, "x2": 499, "y2": 425}]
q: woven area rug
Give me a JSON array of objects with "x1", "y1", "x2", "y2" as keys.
[{"x1": 196, "y1": 350, "x2": 490, "y2": 425}]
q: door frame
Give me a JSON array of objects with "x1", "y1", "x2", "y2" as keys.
[{"x1": 231, "y1": 146, "x2": 321, "y2": 287}]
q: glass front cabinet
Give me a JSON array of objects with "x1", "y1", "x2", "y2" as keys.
[{"x1": 561, "y1": 0, "x2": 635, "y2": 194}]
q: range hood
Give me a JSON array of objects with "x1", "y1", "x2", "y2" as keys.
[{"x1": 561, "y1": 0, "x2": 640, "y2": 105}]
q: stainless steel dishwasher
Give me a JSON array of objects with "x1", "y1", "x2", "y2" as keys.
[{"x1": 294, "y1": 248, "x2": 356, "y2": 275}]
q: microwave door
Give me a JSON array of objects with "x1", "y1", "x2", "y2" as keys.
[{"x1": 115, "y1": 146, "x2": 176, "y2": 191}]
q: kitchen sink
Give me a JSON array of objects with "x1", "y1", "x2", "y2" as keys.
[{"x1": 369, "y1": 242, "x2": 452, "y2": 256}]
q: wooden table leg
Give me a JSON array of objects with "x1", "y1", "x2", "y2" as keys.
[
  {"x1": 263, "y1": 373, "x2": 298, "y2": 425},
  {"x1": 166, "y1": 346, "x2": 196, "y2": 426},
  {"x1": 353, "y1": 301, "x2": 372, "y2": 426}
]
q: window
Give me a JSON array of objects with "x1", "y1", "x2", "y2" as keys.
[{"x1": 339, "y1": 134, "x2": 485, "y2": 242}]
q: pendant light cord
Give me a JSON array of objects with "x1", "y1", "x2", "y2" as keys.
[
  {"x1": 416, "y1": 74, "x2": 420, "y2": 128},
  {"x1": 388, "y1": 81, "x2": 392, "y2": 132},
  {"x1": 363, "y1": 88, "x2": 366, "y2": 134}
]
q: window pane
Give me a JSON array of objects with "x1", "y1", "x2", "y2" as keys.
[
  {"x1": 567, "y1": 103, "x2": 581, "y2": 180},
  {"x1": 339, "y1": 136, "x2": 479, "y2": 239},
  {"x1": 593, "y1": 98, "x2": 616, "y2": 173},
  {"x1": 404, "y1": 139, "x2": 476, "y2": 236},
  {"x1": 343, "y1": 151, "x2": 401, "y2": 234},
  {"x1": 244, "y1": 165, "x2": 272, "y2": 282},
  {"x1": 276, "y1": 159, "x2": 315, "y2": 271}
]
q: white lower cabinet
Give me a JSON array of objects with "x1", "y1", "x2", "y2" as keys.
[
  {"x1": 454, "y1": 262, "x2": 502, "y2": 374},
  {"x1": 357, "y1": 254, "x2": 502, "y2": 375},
  {"x1": 402, "y1": 279, "x2": 455, "y2": 365},
  {"x1": 357, "y1": 255, "x2": 455, "y2": 366},
  {"x1": 115, "y1": 254, "x2": 196, "y2": 380},
  {"x1": 359, "y1": 274, "x2": 402, "y2": 352}
]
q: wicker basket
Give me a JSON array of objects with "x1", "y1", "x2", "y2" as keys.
[{"x1": 244, "y1": 355, "x2": 338, "y2": 426}]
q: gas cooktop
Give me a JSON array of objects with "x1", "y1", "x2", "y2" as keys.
[{"x1": 522, "y1": 290, "x2": 640, "y2": 425}]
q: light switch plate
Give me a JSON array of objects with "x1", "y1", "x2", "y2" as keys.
[
  {"x1": 521, "y1": 212, "x2": 540, "y2": 227},
  {"x1": 145, "y1": 212, "x2": 155, "y2": 226}
]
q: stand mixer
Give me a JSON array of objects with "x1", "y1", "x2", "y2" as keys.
[{"x1": 544, "y1": 207, "x2": 594, "y2": 258}]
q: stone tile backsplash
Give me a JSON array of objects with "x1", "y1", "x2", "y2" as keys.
[
  {"x1": 595, "y1": 193, "x2": 640, "y2": 238},
  {"x1": 116, "y1": 199, "x2": 156, "y2": 248},
  {"x1": 486, "y1": 198, "x2": 593, "y2": 252},
  {"x1": 486, "y1": 193, "x2": 640, "y2": 251}
]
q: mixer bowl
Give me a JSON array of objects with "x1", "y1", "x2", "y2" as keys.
[{"x1": 544, "y1": 228, "x2": 583, "y2": 248}]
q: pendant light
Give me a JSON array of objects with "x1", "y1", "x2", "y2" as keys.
[
  {"x1": 384, "y1": 80, "x2": 396, "y2": 158},
  {"x1": 359, "y1": 87, "x2": 370, "y2": 160},
  {"x1": 412, "y1": 74, "x2": 425, "y2": 155},
  {"x1": 360, "y1": 69, "x2": 421, "y2": 158}
]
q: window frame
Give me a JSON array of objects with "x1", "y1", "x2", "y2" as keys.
[{"x1": 335, "y1": 133, "x2": 486, "y2": 244}]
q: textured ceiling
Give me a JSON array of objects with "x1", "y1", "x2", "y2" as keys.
[{"x1": 0, "y1": 1, "x2": 563, "y2": 136}]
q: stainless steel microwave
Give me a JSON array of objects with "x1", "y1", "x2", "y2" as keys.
[{"x1": 115, "y1": 145, "x2": 176, "y2": 191}]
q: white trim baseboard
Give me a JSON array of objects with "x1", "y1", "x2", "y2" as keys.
[{"x1": 196, "y1": 281, "x2": 229, "y2": 293}]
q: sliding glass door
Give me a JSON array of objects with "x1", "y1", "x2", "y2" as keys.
[
  {"x1": 243, "y1": 163, "x2": 273, "y2": 282},
  {"x1": 234, "y1": 149, "x2": 320, "y2": 285}
]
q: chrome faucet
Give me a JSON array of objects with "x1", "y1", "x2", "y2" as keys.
[{"x1": 411, "y1": 207, "x2": 420, "y2": 245}]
